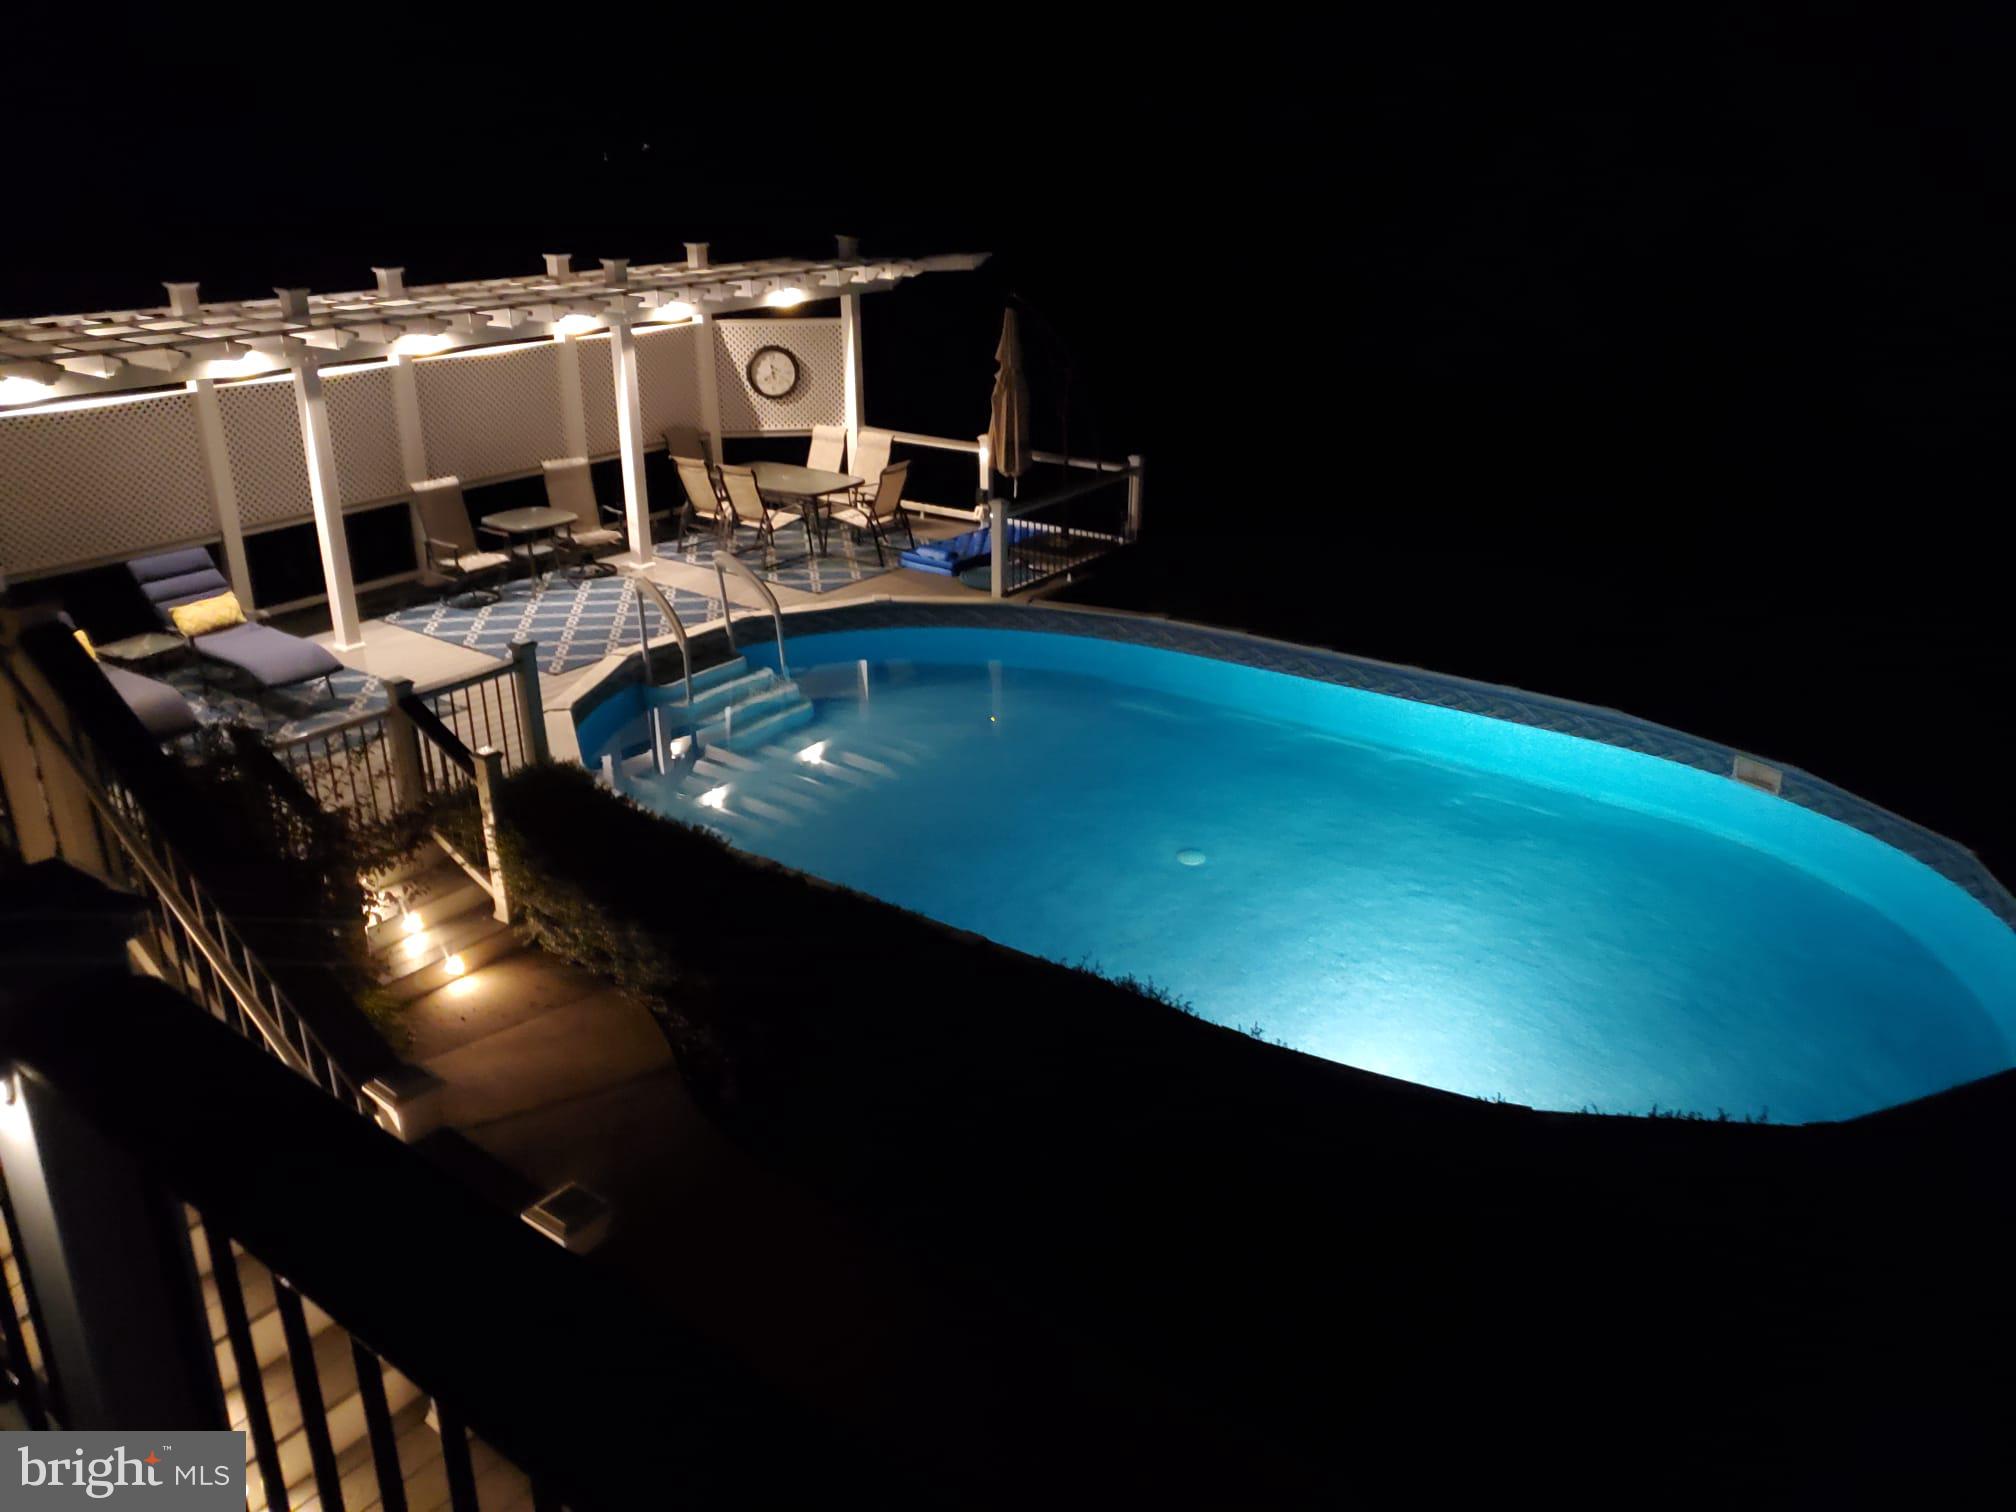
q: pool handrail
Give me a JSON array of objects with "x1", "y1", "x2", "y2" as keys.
[
  {"x1": 624, "y1": 570, "x2": 695, "y2": 707},
  {"x1": 712, "y1": 550, "x2": 790, "y2": 680}
]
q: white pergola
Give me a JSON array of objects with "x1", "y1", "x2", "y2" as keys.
[{"x1": 0, "y1": 241, "x2": 985, "y2": 647}]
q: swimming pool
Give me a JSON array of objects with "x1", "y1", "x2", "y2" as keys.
[{"x1": 576, "y1": 612, "x2": 2016, "y2": 1122}]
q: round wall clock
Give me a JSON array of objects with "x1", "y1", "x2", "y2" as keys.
[{"x1": 746, "y1": 345, "x2": 801, "y2": 399}]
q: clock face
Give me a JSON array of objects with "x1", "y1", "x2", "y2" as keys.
[{"x1": 746, "y1": 345, "x2": 800, "y2": 399}]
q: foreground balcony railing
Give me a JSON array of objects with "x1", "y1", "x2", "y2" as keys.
[{"x1": 0, "y1": 961, "x2": 887, "y2": 1508}]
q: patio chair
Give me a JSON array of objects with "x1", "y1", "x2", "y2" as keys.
[
  {"x1": 411, "y1": 475, "x2": 509, "y2": 607},
  {"x1": 719, "y1": 464, "x2": 801, "y2": 553},
  {"x1": 541, "y1": 456, "x2": 625, "y2": 577},
  {"x1": 674, "y1": 455, "x2": 729, "y2": 545},
  {"x1": 847, "y1": 428, "x2": 895, "y2": 503},
  {"x1": 828, "y1": 459, "x2": 916, "y2": 564},
  {"x1": 806, "y1": 423, "x2": 847, "y2": 473},
  {"x1": 664, "y1": 425, "x2": 715, "y2": 468},
  {"x1": 124, "y1": 547, "x2": 342, "y2": 701},
  {"x1": 60, "y1": 614, "x2": 200, "y2": 741}
]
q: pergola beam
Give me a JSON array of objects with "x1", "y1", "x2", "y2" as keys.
[{"x1": 0, "y1": 252, "x2": 986, "y2": 410}]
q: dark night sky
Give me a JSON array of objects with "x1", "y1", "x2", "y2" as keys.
[{"x1": 10, "y1": 13, "x2": 2015, "y2": 550}]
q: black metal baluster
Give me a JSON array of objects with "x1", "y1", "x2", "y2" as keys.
[
  {"x1": 367, "y1": 736, "x2": 386, "y2": 825},
  {"x1": 204, "y1": 1221, "x2": 287, "y2": 1512},
  {"x1": 351, "y1": 1339, "x2": 409, "y2": 1512},
  {"x1": 274, "y1": 1279, "x2": 345, "y2": 1512},
  {"x1": 504, "y1": 679, "x2": 522, "y2": 768},
  {"x1": 435, "y1": 1403, "x2": 480, "y2": 1512},
  {"x1": 478, "y1": 682, "x2": 498, "y2": 765}
]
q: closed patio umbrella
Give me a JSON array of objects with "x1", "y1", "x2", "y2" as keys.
[{"x1": 987, "y1": 308, "x2": 1032, "y2": 496}]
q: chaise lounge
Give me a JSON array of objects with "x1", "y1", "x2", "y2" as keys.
[
  {"x1": 125, "y1": 548, "x2": 343, "y2": 700},
  {"x1": 59, "y1": 613, "x2": 201, "y2": 741}
]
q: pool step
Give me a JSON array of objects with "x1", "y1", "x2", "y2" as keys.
[
  {"x1": 697, "y1": 696, "x2": 816, "y2": 753},
  {"x1": 668, "y1": 733, "x2": 912, "y2": 824},
  {"x1": 663, "y1": 666, "x2": 780, "y2": 720},
  {"x1": 687, "y1": 655, "x2": 751, "y2": 693},
  {"x1": 694, "y1": 679, "x2": 804, "y2": 740}
]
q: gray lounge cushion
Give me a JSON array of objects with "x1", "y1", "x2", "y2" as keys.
[
  {"x1": 100, "y1": 664, "x2": 201, "y2": 739},
  {"x1": 127, "y1": 549, "x2": 236, "y2": 622},
  {"x1": 128, "y1": 546, "x2": 218, "y2": 584},
  {"x1": 191, "y1": 622, "x2": 342, "y2": 689},
  {"x1": 142, "y1": 568, "x2": 235, "y2": 613}
]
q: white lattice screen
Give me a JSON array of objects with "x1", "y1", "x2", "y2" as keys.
[
  {"x1": 575, "y1": 334, "x2": 618, "y2": 458},
  {"x1": 0, "y1": 392, "x2": 214, "y2": 575},
  {"x1": 637, "y1": 325, "x2": 702, "y2": 442},
  {"x1": 327, "y1": 366, "x2": 405, "y2": 505},
  {"x1": 217, "y1": 379, "x2": 311, "y2": 527},
  {"x1": 713, "y1": 319, "x2": 845, "y2": 433},
  {"x1": 415, "y1": 343, "x2": 567, "y2": 483}
]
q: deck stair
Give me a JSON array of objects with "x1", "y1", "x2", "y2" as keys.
[
  {"x1": 186, "y1": 1208, "x2": 532, "y2": 1512},
  {"x1": 366, "y1": 849, "x2": 519, "y2": 1005}
]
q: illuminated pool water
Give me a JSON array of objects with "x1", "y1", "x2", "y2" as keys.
[{"x1": 578, "y1": 624, "x2": 2016, "y2": 1122}]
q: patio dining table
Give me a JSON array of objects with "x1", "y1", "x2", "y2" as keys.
[
  {"x1": 750, "y1": 462, "x2": 860, "y2": 552},
  {"x1": 480, "y1": 505, "x2": 579, "y2": 585}
]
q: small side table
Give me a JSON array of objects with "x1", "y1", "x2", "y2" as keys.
[{"x1": 95, "y1": 630, "x2": 188, "y2": 673}]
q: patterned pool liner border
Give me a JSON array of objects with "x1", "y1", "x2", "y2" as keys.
[{"x1": 571, "y1": 597, "x2": 2016, "y2": 934}]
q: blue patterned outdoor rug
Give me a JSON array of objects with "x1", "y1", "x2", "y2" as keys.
[
  {"x1": 384, "y1": 574, "x2": 723, "y2": 676},
  {"x1": 655, "y1": 519, "x2": 900, "y2": 594},
  {"x1": 160, "y1": 660, "x2": 386, "y2": 741}
]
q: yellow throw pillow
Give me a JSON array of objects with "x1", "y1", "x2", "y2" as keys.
[
  {"x1": 73, "y1": 628, "x2": 98, "y2": 660},
  {"x1": 169, "y1": 591, "x2": 247, "y2": 638}
]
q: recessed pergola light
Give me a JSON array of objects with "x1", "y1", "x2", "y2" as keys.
[
  {"x1": 551, "y1": 313, "x2": 602, "y2": 337},
  {"x1": 392, "y1": 330, "x2": 455, "y2": 356},
  {"x1": 2, "y1": 360, "x2": 63, "y2": 388},
  {"x1": 764, "y1": 287, "x2": 810, "y2": 309}
]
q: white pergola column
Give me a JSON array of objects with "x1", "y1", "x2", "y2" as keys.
[
  {"x1": 290, "y1": 353, "x2": 363, "y2": 650},
  {"x1": 551, "y1": 333, "x2": 590, "y2": 458},
  {"x1": 837, "y1": 234, "x2": 867, "y2": 458},
  {"x1": 185, "y1": 377, "x2": 254, "y2": 607},
  {"x1": 608, "y1": 310, "x2": 653, "y2": 561}
]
